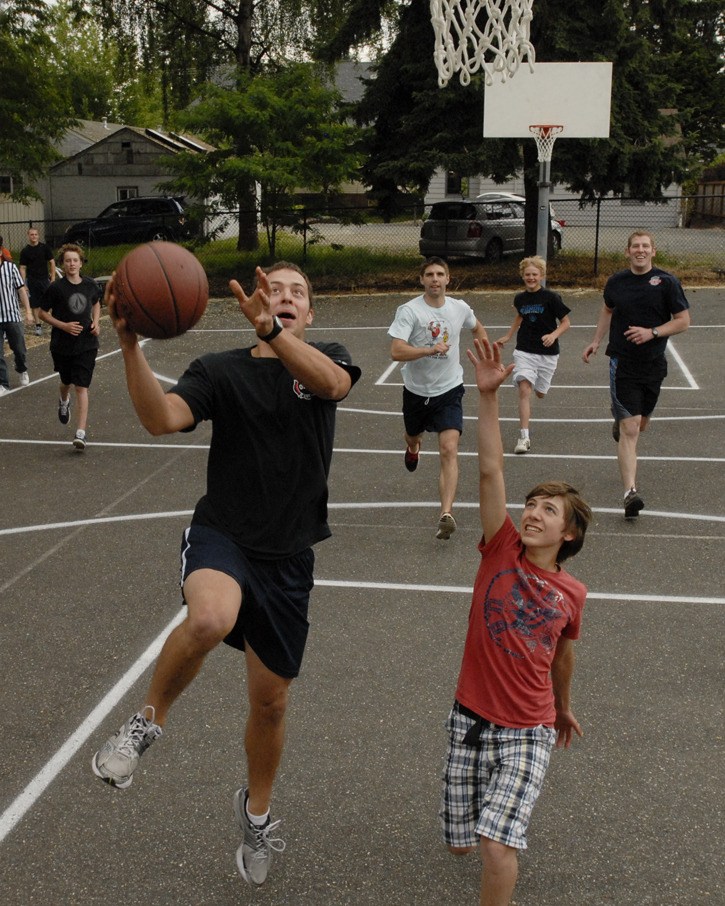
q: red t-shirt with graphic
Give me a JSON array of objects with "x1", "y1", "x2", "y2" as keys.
[{"x1": 455, "y1": 515, "x2": 587, "y2": 728}]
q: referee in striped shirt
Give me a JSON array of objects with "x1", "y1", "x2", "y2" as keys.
[{"x1": 0, "y1": 254, "x2": 32, "y2": 394}]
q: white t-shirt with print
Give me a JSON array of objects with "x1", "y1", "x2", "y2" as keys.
[{"x1": 388, "y1": 294, "x2": 477, "y2": 397}]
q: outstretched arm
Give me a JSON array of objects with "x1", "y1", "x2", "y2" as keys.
[
  {"x1": 466, "y1": 339, "x2": 515, "y2": 542},
  {"x1": 495, "y1": 313, "x2": 522, "y2": 346},
  {"x1": 582, "y1": 304, "x2": 612, "y2": 363},
  {"x1": 551, "y1": 636, "x2": 583, "y2": 749},
  {"x1": 104, "y1": 277, "x2": 194, "y2": 436},
  {"x1": 230, "y1": 269, "x2": 352, "y2": 401}
]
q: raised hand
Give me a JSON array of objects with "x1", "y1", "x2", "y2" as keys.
[{"x1": 466, "y1": 338, "x2": 514, "y2": 393}]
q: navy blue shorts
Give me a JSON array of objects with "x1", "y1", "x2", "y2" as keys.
[
  {"x1": 51, "y1": 348, "x2": 97, "y2": 388},
  {"x1": 180, "y1": 524, "x2": 315, "y2": 679},
  {"x1": 609, "y1": 356, "x2": 667, "y2": 420},
  {"x1": 403, "y1": 384, "x2": 465, "y2": 437}
]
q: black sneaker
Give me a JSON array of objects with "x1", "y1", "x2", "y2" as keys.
[
  {"x1": 624, "y1": 489, "x2": 644, "y2": 519},
  {"x1": 612, "y1": 420, "x2": 620, "y2": 443},
  {"x1": 404, "y1": 447, "x2": 419, "y2": 472},
  {"x1": 58, "y1": 397, "x2": 71, "y2": 425}
]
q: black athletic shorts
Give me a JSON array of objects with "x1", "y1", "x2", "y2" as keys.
[
  {"x1": 179, "y1": 523, "x2": 315, "y2": 679},
  {"x1": 609, "y1": 355, "x2": 667, "y2": 420},
  {"x1": 51, "y1": 348, "x2": 98, "y2": 388},
  {"x1": 403, "y1": 383, "x2": 465, "y2": 437}
]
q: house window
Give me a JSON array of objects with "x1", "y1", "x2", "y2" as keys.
[
  {"x1": 117, "y1": 186, "x2": 139, "y2": 201},
  {"x1": 0, "y1": 175, "x2": 13, "y2": 194},
  {"x1": 122, "y1": 141, "x2": 134, "y2": 164},
  {"x1": 446, "y1": 170, "x2": 468, "y2": 197}
]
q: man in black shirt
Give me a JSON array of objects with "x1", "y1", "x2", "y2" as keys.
[
  {"x1": 92, "y1": 261, "x2": 360, "y2": 886},
  {"x1": 583, "y1": 231, "x2": 690, "y2": 517},
  {"x1": 19, "y1": 227, "x2": 55, "y2": 336}
]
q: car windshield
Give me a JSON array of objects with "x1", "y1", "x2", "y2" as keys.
[{"x1": 429, "y1": 203, "x2": 478, "y2": 221}]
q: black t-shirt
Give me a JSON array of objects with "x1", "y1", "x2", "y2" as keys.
[
  {"x1": 514, "y1": 287, "x2": 570, "y2": 355},
  {"x1": 41, "y1": 276, "x2": 101, "y2": 355},
  {"x1": 19, "y1": 243, "x2": 54, "y2": 280},
  {"x1": 603, "y1": 267, "x2": 689, "y2": 362},
  {"x1": 171, "y1": 342, "x2": 361, "y2": 559}
]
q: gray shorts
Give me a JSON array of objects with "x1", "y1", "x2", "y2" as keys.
[{"x1": 440, "y1": 703, "x2": 556, "y2": 850}]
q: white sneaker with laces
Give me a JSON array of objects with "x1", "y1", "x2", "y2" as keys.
[
  {"x1": 92, "y1": 706, "x2": 163, "y2": 789},
  {"x1": 514, "y1": 437, "x2": 531, "y2": 454},
  {"x1": 233, "y1": 788, "x2": 286, "y2": 885},
  {"x1": 19, "y1": 371, "x2": 30, "y2": 386}
]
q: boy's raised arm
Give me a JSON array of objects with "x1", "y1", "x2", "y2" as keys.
[{"x1": 466, "y1": 339, "x2": 515, "y2": 542}]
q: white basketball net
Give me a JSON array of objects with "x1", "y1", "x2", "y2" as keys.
[
  {"x1": 529, "y1": 124, "x2": 563, "y2": 162},
  {"x1": 430, "y1": 0, "x2": 535, "y2": 87}
]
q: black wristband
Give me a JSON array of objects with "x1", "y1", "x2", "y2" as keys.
[{"x1": 258, "y1": 316, "x2": 283, "y2": 342}]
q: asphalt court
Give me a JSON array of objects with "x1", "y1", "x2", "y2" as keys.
[{"x1": 1, "y1": 286, "x2": 723, "y2": 906}]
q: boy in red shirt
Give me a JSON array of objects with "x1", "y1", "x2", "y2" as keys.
[{"x1": 440, "y1": 339, "x2": 592, "y2": 906}]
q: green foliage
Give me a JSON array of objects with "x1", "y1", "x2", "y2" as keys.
[
  {"x1": 162, "y1": 64, "x2": 364, "y2": 256},
  {"x1": 0, "y1": 1, "x2": 77, "y2": 200}
]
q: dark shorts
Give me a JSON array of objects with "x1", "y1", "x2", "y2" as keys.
[
  {"x1": 179, "y1": 524, "x2": 315, "y2": 679},
  {"x1": 609, "y1": 355, "x2": 667, "y2": 420},
  {"x1": 26, "y1": 278, "x2": 50, "y2": 306},
  {"x1": 51, "y1": 348, "x2": 98, "y2": 388},
  {"x1": 403, "y1": 384, "x2": 465, "y2": 437}
]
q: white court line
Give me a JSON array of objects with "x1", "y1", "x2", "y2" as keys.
[
  {"x1": 2, "y1": 498, "x2": 724, "y2": 540},
  {"x1": 666, "y1": 338, "x2": 699, "y2": 389},
  {"x1": 1, "y1": 569, "x2": 721, "y2": 845},
  {"x1": 0, "y1": 608, "x2": 185, "y2": 845},
  {"x1": 339, "y1": 406, "x2": 725, "y2": 424}
]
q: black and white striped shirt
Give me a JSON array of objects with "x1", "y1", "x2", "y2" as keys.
[{"x1": 0, "y1": 260, "x2": 25, "y2": 322}]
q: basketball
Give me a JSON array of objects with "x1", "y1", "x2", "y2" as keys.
[{"x1": 113, "y1": 242, "x2": 209, "y2": 339}]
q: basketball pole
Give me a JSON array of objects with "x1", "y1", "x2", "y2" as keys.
[{"x1": 536, "y1": 156, "x2": 552, "y2": 272}]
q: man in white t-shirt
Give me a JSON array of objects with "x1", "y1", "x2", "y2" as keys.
[{"x1": 388, "y1": 257, "x2": 488, "y2": 540}]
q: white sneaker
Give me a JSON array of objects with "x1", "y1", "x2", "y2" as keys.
[
  {"x1": 0, "y1": 386, "x2": 9, "y2": 396},
  {"x1": 514, "y1": 437, "x2": 531, "y2": 454},
  {"x1": 19, "y1": 371, "x2": 30, "y2": 386},
  {"x1": 233, "y1": 788, "x2": 286, "y2": 885},
  {"x1": 436, "y1": 512, "x2": 457, "y2": 540},
  {"x1": 92, "y1": 707, "x2": 163, "y2": 789},
  {"x1": 73, "y1": 430, "x2": 86, "y2": 451}
]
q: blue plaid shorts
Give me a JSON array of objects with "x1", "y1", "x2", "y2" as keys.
[{"x1": 439, "y1": 703, "x2": 556, "y2": 850}]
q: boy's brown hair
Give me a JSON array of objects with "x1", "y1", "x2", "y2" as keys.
[
  {"x1": 626, "y1": 230, "x2": 655, "y2": 249},
  {"x1": 525, "y1": 481, "x2": 592, "y2": 563},
  {"x1": 57, "y1": 243, "x2": 86, "y2": 265}
]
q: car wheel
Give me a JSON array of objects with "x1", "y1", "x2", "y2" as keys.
[
  {"x1": 484, "y1": 238, "x2": 503, "y2": 263},
  {"x1": 149, "y1": 229, "x2": 170, "y2": 242}
]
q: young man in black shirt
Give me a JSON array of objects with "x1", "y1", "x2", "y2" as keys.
[{"x1": 92, "y1": 262, "x2": 360, "y2": 886}]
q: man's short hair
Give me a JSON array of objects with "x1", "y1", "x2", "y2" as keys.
[
  {"x1": 262, "y1": 260, "x2": 314, "y2": 305},
  {"x1": 519, "y1": 255, "x2": 547, "y2": 278},
  {"x1": 419, "y1": 256, "x2": 450, "y2": 278},
  {"x1": 525, "y1": 481, "x2": 592, "y2": 563},
  {"x1": 627, "y1": 230, "x2": 655, "y2": 249}
]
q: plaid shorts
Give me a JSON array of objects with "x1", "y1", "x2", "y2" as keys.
[{"x1": 439, "y1": 703, "x2": 556, "y2": 850}]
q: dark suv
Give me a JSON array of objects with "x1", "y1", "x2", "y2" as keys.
[{"x1": 64, "y1": 196, "x2": 192, "y2": 247}]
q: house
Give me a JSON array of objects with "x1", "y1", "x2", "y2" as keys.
[{"x1": 0, "y1": 119, "x2": 212, "y2": 252}]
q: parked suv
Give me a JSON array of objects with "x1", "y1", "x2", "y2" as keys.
[
  {"x1": 64, "y1": 196, "x2": 191, "y2": 247},
  {"x1": 419, "y1": 193, "x2": 563, "y2": 263}
]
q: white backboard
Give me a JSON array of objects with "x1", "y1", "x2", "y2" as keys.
[{"x1": 483, "y1": 62, "x2": 612, "y2": 138}]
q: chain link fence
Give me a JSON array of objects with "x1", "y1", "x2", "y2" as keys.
[{"x1": 2, "y1": 195, "x2": 722, "y2": 286}]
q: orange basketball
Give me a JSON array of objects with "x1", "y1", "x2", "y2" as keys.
[{"x1": 113, "y1": 242, "x2": 208, "y2": 339}]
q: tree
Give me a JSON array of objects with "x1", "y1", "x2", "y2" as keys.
[
  {"x1": 0, "y1": 1, "x2": 77, "y2": 201},
  {"x1": 161, "y1": 64, "x2": 364, "y2": 255},
  {"x1": 343, "y1": 1, "x2": 725, "y2": 250}
]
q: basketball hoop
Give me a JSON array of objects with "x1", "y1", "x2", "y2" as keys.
[
  {"x1": 430, "y1": 0, "x2": 535, "y2": 87},
  {"x1": 529, "y1": 124, "x2": 564, "y2": 162}
]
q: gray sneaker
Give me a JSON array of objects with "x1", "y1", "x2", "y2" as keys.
[
  {"x1": 58, "y1": 397, "x2": 71, "y2": 425},
  {"x1": 92, "y1": 707, "x2": 162, "y2": 789},
  {"x1": 233, "y1": 788, "x2": 286, "y2": 885},
  {"x1": 436, "y1": 512, "x2": 457, "y2": 540}
]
